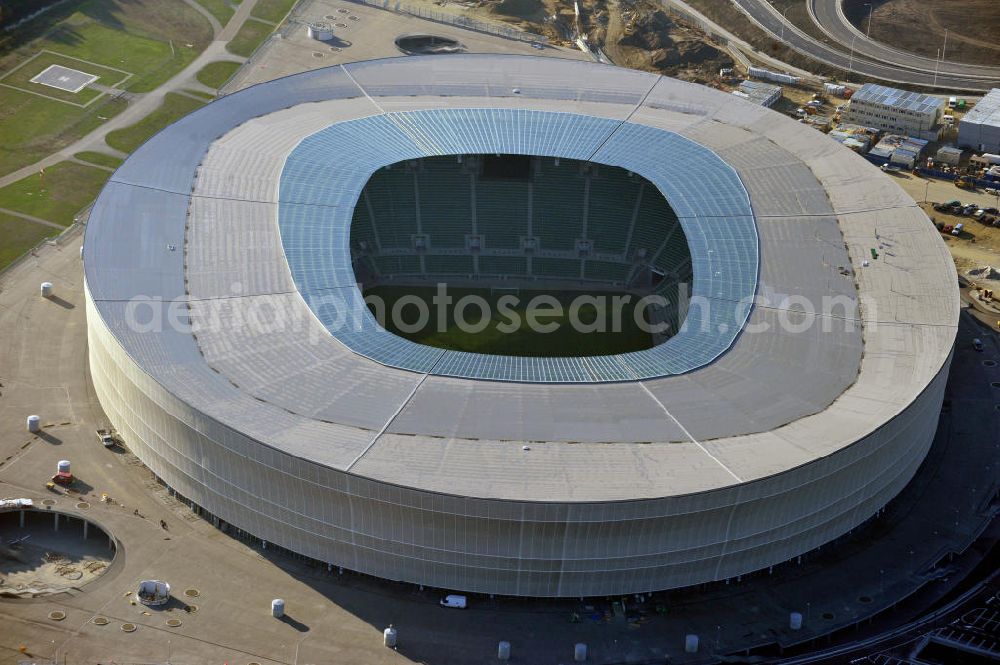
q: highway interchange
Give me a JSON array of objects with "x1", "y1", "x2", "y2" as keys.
[{"x1": 730, "y1": 0, "x2": 1000, "y2": 91}]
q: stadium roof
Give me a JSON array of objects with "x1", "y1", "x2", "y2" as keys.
[
  {"x1": 83, "y1": 55, "x2": 958, "y2": 501},
  {"x1": 279, "y1": 108, "x2": 758, "y2": 382}
]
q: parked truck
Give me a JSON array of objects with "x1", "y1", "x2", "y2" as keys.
[{"x1": 96, "y1": 429, "x2": 116, "y2": 448}]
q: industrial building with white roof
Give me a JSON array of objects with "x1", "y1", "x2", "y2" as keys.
[
  {"x1": 959, "y1": 88, "x2": 1000, "y2": 153},
  {"x1": 83, "y1": 55, "x2": 958, "y2": 597}
]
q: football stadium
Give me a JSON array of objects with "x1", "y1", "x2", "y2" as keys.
[{"x1": 83, "y1": 55, "x2": 958, "y2": 597}]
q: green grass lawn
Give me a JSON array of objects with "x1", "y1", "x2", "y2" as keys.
[
  {"x1": 0, "y1": 51, "x2": 131, "y2": 105},
  {"x1": 226, "y1": 19, "x2": 273, "y2": 57},
  {"x1": 0, "y1": 87, "x2": 127, "y2": 178},
  {"x1": 73, "y1": 151, "x2": 123, "y2": 169},
  {"x1": 192, "y1": 0, "x2": 235, "y2": 25},
  {"x1": 0, "y1": 161, "x2": 111, "y2": 226},
  {"x1": 0, "y1": 0, "x2": 212, "y2": 176},
  {"x1": 195, "y1": 60, "x2": 241, "y2": 89},
  {"x1": 0, "y1": 213, "x2": 58, "y2": 271},
  {"x1": 105, "y1": 92, "x2": 205, "y2": 154},
  {"x1": 365, "y1": 286, "x2": 655, "y2": 357},
  {"x1": 251, "y1": 0, "x2": 298, "y2": 24}
]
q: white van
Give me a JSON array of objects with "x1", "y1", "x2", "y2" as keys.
[
  {"x1": 440, "y1": 594, "x2": 467, "y2": 609},
  {"x1": 948, "y1": 96, "x2": 958, "y2": 108}
]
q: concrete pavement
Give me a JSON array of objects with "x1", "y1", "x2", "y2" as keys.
[{"x1": 0, "y1": 231, "x2": 997, "y2": 664}]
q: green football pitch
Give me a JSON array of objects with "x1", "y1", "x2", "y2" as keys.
[{"x1": 364, "y1": 285, "x2": 656, "y2": 357}]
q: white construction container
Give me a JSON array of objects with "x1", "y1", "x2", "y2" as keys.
[
  {"x1": 40, "y1": 282, "x2": 53, "y2": 297},
  {"x1": 26, "y1": 415, "x2": 40, "y2": 433},
  {"x1": 57, "y1": 460, "x2": 71, "y2": 474},
  {"x1": 271, "y1": 598, "x2": 285, "y2": 617}
]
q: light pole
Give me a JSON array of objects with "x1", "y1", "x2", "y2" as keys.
[
  {"x1": 924, "y1": 179, "x2": 930, "y2": 203},
  {"x1": 781, "y1": 5, "x2": 791, "y2": 42},
  {"x1": 849, "y1": 34, "x2": 857, "y2": 75},
  {"x1": 865, "y1": 3, "x2": 873, "y2": 38},
  {"x1": 942, "y1": 28, "x2": 949, "y2": 62},
  {"x1": 933, "y1": 48, "x2": 940, "y2": 86}
]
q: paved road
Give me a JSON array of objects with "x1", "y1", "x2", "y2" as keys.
[
  {"x1": 809, "y1": 0, "x2": 1000, "y2": 80},
  {"x1": 730, "y1": 0, "x2": 1000, "y2": 91}
]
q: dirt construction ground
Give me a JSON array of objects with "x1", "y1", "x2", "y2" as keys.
[{"x1": 844, "y1": 0, "x2": 1000, "y2": 67}]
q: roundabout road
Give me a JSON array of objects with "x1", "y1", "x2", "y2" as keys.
[{"x1": 730, "y1": 0, "x2": 1000, "y2": 91}]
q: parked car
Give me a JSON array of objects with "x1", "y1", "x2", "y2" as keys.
[{"x1": 963, "y1": 204, "x2": 978, "y2": 215}]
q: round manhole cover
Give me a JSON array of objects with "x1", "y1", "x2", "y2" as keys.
[
  {"x1": 42, "y1": 498, "x2": 56, "y2": 506},
  {"x1": 121, "y1": 623, "x2": 137, "y2": 632},
  {"x1": 48, "y1": 611, "x2": 66, "y2": 621},
  {"x1": 330, "y1": 46, "x2": 342, "y2": 52},
  {"x1": 166, "y1": 618, "x2": 182, "y2": 627},
  {"x1": 983, "y1": 360, "x2": 996, "y2": 367},
  {"x1": 312, "y1": 52, "x2": 324, "y2": 58},
  {"x1": 325, "y1": 14, "x2": 335, "y2": 18},
  {"x1": 858, "y1": 595, "x2": 872, "y2": 604},
  {"x1": 61, "y1": 571, "x2": 83, "y2": 580},
  {"x1": 93, "y1": 616, "x2": 110, "y2": 625},
  {"x1": 185, "y1": 604, "x2": 199, "y2": 613},
  {"x1": 335, "y1": 22, "x2": 347, "y2": 27},
  {"x1": 184, "y1": 588, "x2": 200, "y2": 598},
  {"x1": 349, "y1": 15, "x2": 359, "y2": 20},
  {"x1": 76, "y1": 501, "x2": 90, "y2": 509},
  {"x1": 821, "y1": 612, "x2": 834, "y2": 620}
]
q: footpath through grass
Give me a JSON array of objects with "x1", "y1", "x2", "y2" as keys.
[
  {"x1": 192, "y1": 0, "x2": 235, "y2": 25},
  {"x1": 73, "y1": 151, "x2": 124, "y2": 170},
  {"x1": 0, "y1": 161, "x2": 111, "y2": 226},
  {"x1": 105, "y1": 93, "x2": 206, "y2": 154}
]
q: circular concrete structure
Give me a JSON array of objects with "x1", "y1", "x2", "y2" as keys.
[{"x1": 83, "y1": 55, "x2": 958, "y2": 597}]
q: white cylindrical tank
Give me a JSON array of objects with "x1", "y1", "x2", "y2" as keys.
[
  {"x1": 57, "y1": 460, "x2": 71, "y2": 474},
  {"x1": 271, "y1": 598, "x2": 285, "y2": 618},
  {"x1": 308, "y1": 22, "x2": 333, "y2": 40},
  {"x1": 790, "y1": 612, "x2": 803, "y2": 630},
  {"x1": 27, "y1": 415, "x2": 41, "y2": 433},
  {"x1": 685, "y1": 634, "x2": 699, "y2": 653},
  {"x1": 574, "y1": 642, "x2": 587, "y2": 662},
  {"x1": 40, "y1": 282, "x2": 53, "y2": 297},
  {"x1": 497, "y1": 641, "x2": 510, "y2": 660},
  {"x1": 383, "y1": 625, "x2": 397, "y2": 647}
]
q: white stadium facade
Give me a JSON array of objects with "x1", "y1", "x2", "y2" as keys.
[{"x1": 84, "y1": 55, "x2": 958, "y2": 597}]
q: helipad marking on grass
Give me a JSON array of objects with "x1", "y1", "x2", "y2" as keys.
[{"x1": 30, "y1": 64, "x2": 99, "y2": 93}]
